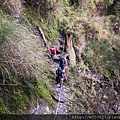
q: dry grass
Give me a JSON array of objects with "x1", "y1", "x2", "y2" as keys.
[
  {"x1": 3, "y1": 0, "x2": 23, "y2": 17},
  {"x1": 0, "y1": 21, "x2": 46, "y2": 82},
  {"x1": 0, "y1": 15, "x2": 55, "y2": 113}
]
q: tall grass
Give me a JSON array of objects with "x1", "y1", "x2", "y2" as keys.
[
  {"x1": 3, "y1": 0, "x2": 23, "y2": 17},
  {"x1": 0, "y1": 13, "x2": 55, "y2": 113}
]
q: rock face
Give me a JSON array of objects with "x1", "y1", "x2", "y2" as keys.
[{"x1": 66, "y1": 34, "x2": 76, "y2": 67}]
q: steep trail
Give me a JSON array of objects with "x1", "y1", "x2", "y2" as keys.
[
  {"x1": 28, "y1": 28, "x2": 120, "y2": 114},
  {"x1": 27, "y1": 30, "x2": 73, "y2": 114},
  {"x1": 50, "y1": 31, "x2": 72, "y2": 114},
  {"x1": 55, "y1": 34, "x2": 120, "y2": 114}
]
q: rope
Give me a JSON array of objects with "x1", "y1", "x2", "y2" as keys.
[
  {"x1": 54, "y1": 31, "x2": 66, "y2": 118},
  {"x1": 55, "y1": 31, "x2": 66, "y2": 115},
  {"x1": 54, "y1": 78, "x2": 64, "y2": 120},
  {"x1": 55, "y1": 78, "x2": 64, "y2": 114}
]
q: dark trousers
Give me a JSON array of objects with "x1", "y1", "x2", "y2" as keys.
[
  {"x1": 56, "y1": 74, "x2": 66, "y2": 84},
  {"x1": 56, "y1": 75, "x2": 61, "y2": 84},
  {"x1": 60, "y1": 64, "x2": 65, "y2": 70}
]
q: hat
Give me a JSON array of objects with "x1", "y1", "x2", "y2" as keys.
[{"x1": 58, "y1": 67, "x2": 61, "y2": 70}]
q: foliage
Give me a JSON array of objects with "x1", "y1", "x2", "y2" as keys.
[
  {"x1": 67, "y1": 60, "x2": 120, "y2": 114},
  {"x1": 83, "y1": 40, "x2": 119, "y2": 84},
  {"x1": 23, "y1": 8, "x2": 58, "y2": 44},
  {"x1": 24, "y1": 0, "x2": 49, "y2": 19},
  {"x1": 1, "y1": 0, "x2": 23, "y2": 17},
  {"x1": 0, "y1": 15, "x2": 55, "y2": 113},
  {"x1": 60, "y1": 0, "x2": 70, "y2": 6},
  {"x1": 0, "y1": 21, "x2": 17, "y2": 44},
  {"x1": 112, "y1": 0, "x2": 120, "y2": 16},
  {"x1": 103, "y1": 0, "x2": 114, "y2": 8},
  {"x1": 22, "y1": 10, "x2": 40, "y2": 28},
  {"x1": 0, "y1": 98, "x2": 4, "y2": 113},
  {"x1": 87, "y1": 0, "x2": 96, "y2": 10},
  {"x1": 40, "y1": 20, "x2": 58, "y2": 43},
  {"x1": 37, "y1": 83, "x2": 54, "y2": 106},
  {"x1": 0, "y1": 0, "x2": 120, "y2": 114}
]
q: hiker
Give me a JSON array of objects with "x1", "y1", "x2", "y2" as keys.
[
  {"x1": 56, "y1": 67, "x2": 66, "y2": 84},
  {"x1": 59, "y1": 57, "x2": 67, "y2": 70},
  {"x1": 56, "y1": 67, "x2": 62, "y2": 84},
  {"x1": 48, "y1": 46, "x2": 56, "y2": 58}
]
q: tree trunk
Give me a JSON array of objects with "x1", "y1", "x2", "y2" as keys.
[
  {"x1": 78, "y1": 35, "x2": 86, "y2": 61},
  {"x1": 66, "y1": 34, "x2": 76, "y2": 67},
  {"x1": 74, "y1": 34, "x2": 86, "y2": 63}
]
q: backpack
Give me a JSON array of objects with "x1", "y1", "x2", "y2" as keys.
[{"x1": 64, "y1": 59, "x2": 67, "y2": 65}]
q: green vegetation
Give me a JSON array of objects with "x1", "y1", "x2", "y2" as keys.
[
  {"x1": 83, "y1": 40, "x2": 119, "y2": 85},
  {"x1": 0, "y1": 12, "x2": 55, "y2": 113},
  {"x1": 0, "y1": 0, "x2": 119, "y2": 114}
]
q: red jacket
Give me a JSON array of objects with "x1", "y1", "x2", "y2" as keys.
[{"x1": 48, "y1": 47, "x2": 56, "y2": 55}]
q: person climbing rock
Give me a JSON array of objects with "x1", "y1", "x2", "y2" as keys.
[
  {"x1": 56, "y1": 67, "x2": 66, "y2": 84},
  {"x1": 59, "y1": 57, "x2": 67, "y2": 70},
  {"x1": 56, "y1": 67, "x2": 67, "y2": 85},
  {"x1": 56, "y1": 67, "x2": 62, "y2": 84},
  {"x1": 48, "y1": 46, "x2": 56, "y2": 58}
]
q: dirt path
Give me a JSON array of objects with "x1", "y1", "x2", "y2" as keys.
[
  {"x1": 49, "y1": 31, "x2": 72, "y2": 114},
  {"x1": 27, "y1": 29, "x2": 120, "y2": 114},
  {"x1": 27, "y1": 30, "x2": 72, "y2": 114}
]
